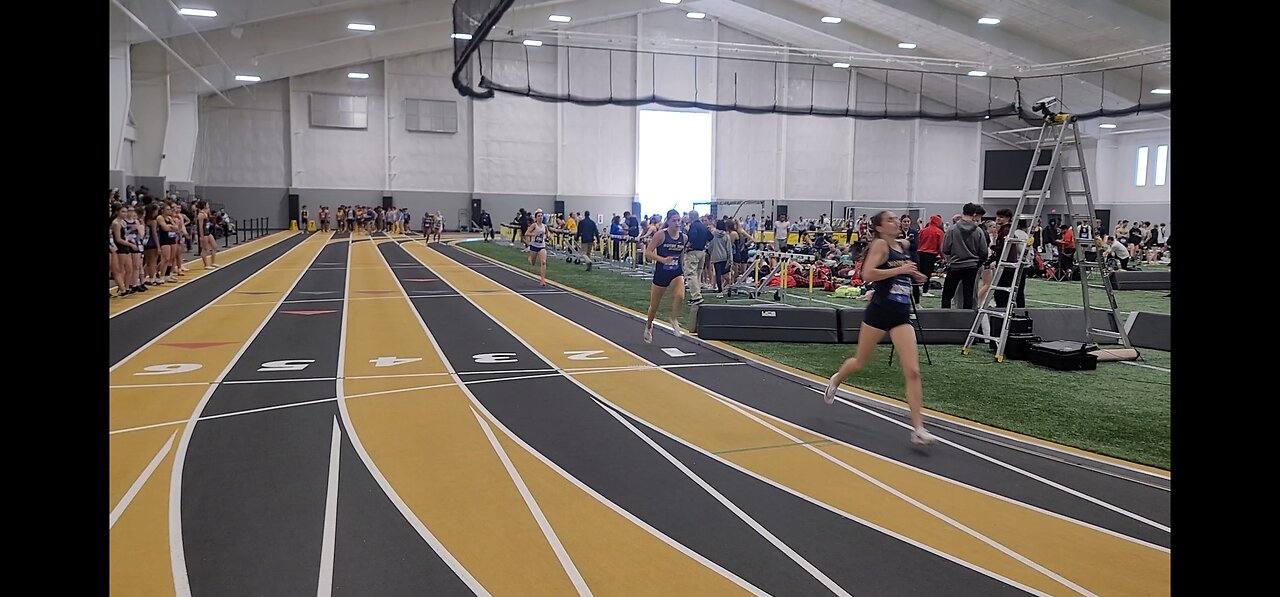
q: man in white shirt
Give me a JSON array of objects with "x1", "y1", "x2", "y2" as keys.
[{"x1": 1105, "y1": 235, "x2": 1131, "y2": 270}]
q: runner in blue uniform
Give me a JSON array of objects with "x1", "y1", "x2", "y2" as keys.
[
  {"x1": 525, "y1": 209, "x2": 548, "y2": 286},
  {"x1": 642, "y1": 209, "x2": 688, "y2": 344}
]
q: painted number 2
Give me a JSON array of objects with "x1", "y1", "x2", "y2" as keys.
[
  {"x1": 564, "y1": 350, "x2": 607, "y2": 361},
  {"x1": 370, "y1": 356, "x2": 423, "y2": 367}
]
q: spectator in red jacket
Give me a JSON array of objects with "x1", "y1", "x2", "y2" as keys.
[{"x1": 916, "y1": 214, "x2": 944, "y2": 298}]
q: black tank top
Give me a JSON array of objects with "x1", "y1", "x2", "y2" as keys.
[{"x1": 871, "y1": 242, "x2": 914, "y2": 309}]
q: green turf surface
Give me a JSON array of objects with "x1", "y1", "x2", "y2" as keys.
[{"x1": 460, "y1": 240, "x2": 1170, "y2": 469}]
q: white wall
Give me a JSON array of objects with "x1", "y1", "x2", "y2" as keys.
[
  {"x1": 290, "y1": 63, "x2": 386, "y2": 190},
  {"x1": 196, "y1": 81, "x2": 290, "y2": 187},
  {"x1": 386, "y1": 51, "x2": 472, "y2": 192},
  {"x1": 1095, "y1": 131, "x2": 1171, "y2": 206},
  {"x1": 160, "y1": 92, "x2": 199, "y2": 182},
  {"x1": 560, "y1": 17, "x2": 637, "y2": 198},
  {"x1": 109, "y1": 42, "x2": 130, "y2": 171}
]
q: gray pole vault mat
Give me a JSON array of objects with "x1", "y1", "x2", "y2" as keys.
[
  {"x1": 1124, "y1": 311, "x2": 1172, "y2": 351},
  {"x1": 695, "y1": 304, "x2": 840, "y2": 342},
  {"x1": 1109, "y1": 270, "x2": 1171, "y2": 290}
]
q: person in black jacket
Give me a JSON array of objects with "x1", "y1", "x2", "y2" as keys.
[
  {"x1": 480, "y1": 210, "x2": 494, "y2": 241},
  {"x1": 576, "y1": 210, "x2": 600, "y2": 270},
  {"x1": 898, "y1": 214, "x2": 921, "y2": 303}
]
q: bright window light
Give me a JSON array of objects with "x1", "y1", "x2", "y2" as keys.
[
  {"x1": 348, "y1": 72, "x2": 370, "y2": 79},
  {"x1": 1099, "y1": 123, "x2": 1117, "y2": 129},
  {"x1": 832, "y1": 62, "x2": 851, "y2": 68},
  {"x1": 347, "y1": 23, "x2": 375, "y2": 31},
  {"x1": 178, "y1": 8, "x2": 217, "y2": 18},
  {"x1": 821, "y1": 16, "x2": 842, "y2": 24},
  {"x1": 659, "y1": 0, "x2": 682, "y2": 4},
  {"x1": 898, "y1": 42, "x2": 917, "y2": 49},
  {"x1": 638, "y1": 110, "x2": 712, "y2": 217},
  {"x1": 1155, "y1": 145, "x2": 1168, "y2": 185},
  {"x1": 1135, "y1": 146, "x2": 1149, "y2": 186},
  {"x1": 1150, "y1": 88, "x2": 1170, "y2": 94},
  {"x1": 967, "y1": 70, "x2": 988, "y2": 77},
  {"x1": 451, "y1": 33, "x2": 473, "y2": 40},
  {"x1": 523, "y1": 39, "x2": 543, "y2": 46},
  {"x1": 978, "y1": 17, "x2": 1001, "y2": 25},
  {"x1": 687, "y1": 12, "x2": 706, "y2": 19},
  {"x1": 548, "y1": 15, "x2": 571, "y2": 23},
  {"x1": 234, "y1": 75, "x2": 261, "y2": 82}
]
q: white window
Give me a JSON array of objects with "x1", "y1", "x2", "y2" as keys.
[
  {"x1": 1135, "y1": 146, "x2": 1149, "y2": 186},
  {"x1": 1154, "y1": 145, "x2": 1168, "y2": 185}
]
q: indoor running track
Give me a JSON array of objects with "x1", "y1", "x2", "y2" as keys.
[{"x1": 108, "y1": 230, "x2": 1171, "y2": 596}]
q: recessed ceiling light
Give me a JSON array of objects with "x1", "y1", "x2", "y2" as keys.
[
  {"x1": 967, "y1": 70, "x2": 988, "y2": 77},
  {"x1": 687, "y1": 12, "x2": 706, "y2": 19},
  {"x1": 451, "y1": 33, "x2": 473, "y2": 40},
  {"x1": 1099, "y1": 123, "x2": 1117, "y2": 129},
  {"x1": 348, "y1": 72, "x2": 370, "y2": 79},
  {"x1": 235, "y1": 75, "x2": 261, "y2": 82},
  {"x1": 978, "y1": 17, "x2": 1001, "y2": 25},
  {"x1": 832, "y1": 62, "x2": 851, "y2": 69},
  {"x1": 821, "y1": 16, "x2": 842, "y2": 24},
  {"x1": 898, "y1": 42, "x2": 917, "y2": 49},
  {"x1": 523, "y1": 39, "x2": 543, "y2": 46},
  {"x1": 347, "y1": 23, "x2": 375, "y2": 31},
  {"x1": 660, "y1": 0, "x2": 681, "y2": 4},
  {"x1": 1150, "y1": 88, "x2": 1170, "y2": 94},
  {"x1": 178, "y1": 8, "x2": 217, "y2": 18},
  {"x1": 548, "y1": 15, "x2": 571, "y2": 23}
]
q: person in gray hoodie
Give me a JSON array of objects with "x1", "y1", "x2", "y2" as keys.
[{"x1": 940, "y1": 202, "x2": 989, "y2": 309}]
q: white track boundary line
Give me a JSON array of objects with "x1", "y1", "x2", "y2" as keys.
[
  {"x1": 820, "y1": 387, "x2": 1171, "y2": 534},
  {"x1": 405, "y1": 243, "x2": 849, "y2": 596},
  {"x1": 334, "y1": 236, "x2": 491, "y2": 596},
  {"x1": 436, "y1": 242, "x2": 1159, "y2": 586},
  {"x1": 381, "y1": 241, "x2": 766, "y2": 596},
  {"x1": 109, "y1": 431, "x2": 177, "y2": 530},
  {"x1": 316, "y1": 418, "x2": 342, "y2": 597},
  {"x1": 110, "y1": 231, "x2": 297, "y2": 319},
  {"x1": 110, "y1": 233, "x2": 315, "y2": 372},
  {"x1": 167, "y1": 233, "x2": 329, "y2": 596},
  {"x1": 706, "y1": 392, "x2": 1099, "y2": 596},
  {"x1": 454, "y1": 241, "x2": 1171, "y2": 482},
  {"x1": 587, "y1": 394, "x2": 1054, "y2": 597},
  {"x1": 373, "y1": 238, "x2": 592, "y2": 595}
]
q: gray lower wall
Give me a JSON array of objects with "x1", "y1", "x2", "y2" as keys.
[
  {"x1": 135, "y1": 176, "x2": 166, "y2": 196},
  {"x1": 197, "y1": 186, "x2": 290, "y2": 228},
  {"x1": 109, "y1": 170, "x2": 126, "y2": 194}
]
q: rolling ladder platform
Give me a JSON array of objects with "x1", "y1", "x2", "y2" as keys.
[{"x1": 963, "y1": 105, "x2": 1132, "y2": 361}]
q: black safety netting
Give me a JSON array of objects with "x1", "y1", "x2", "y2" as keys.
[{"x1": 452, "y1": 2, "x2": 1168, "y2": 122}]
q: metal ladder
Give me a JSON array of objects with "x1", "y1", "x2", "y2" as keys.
[{"x1": 962, "y1": 113, "x2": 1132, "y2": 361}]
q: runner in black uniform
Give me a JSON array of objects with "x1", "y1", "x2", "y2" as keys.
[
  {"x1": 642, "y1": 209, "x2": 688, "y2": 343},
  {"x1": 822, "y1": 210, "x2": 937, "y2": 445}
]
